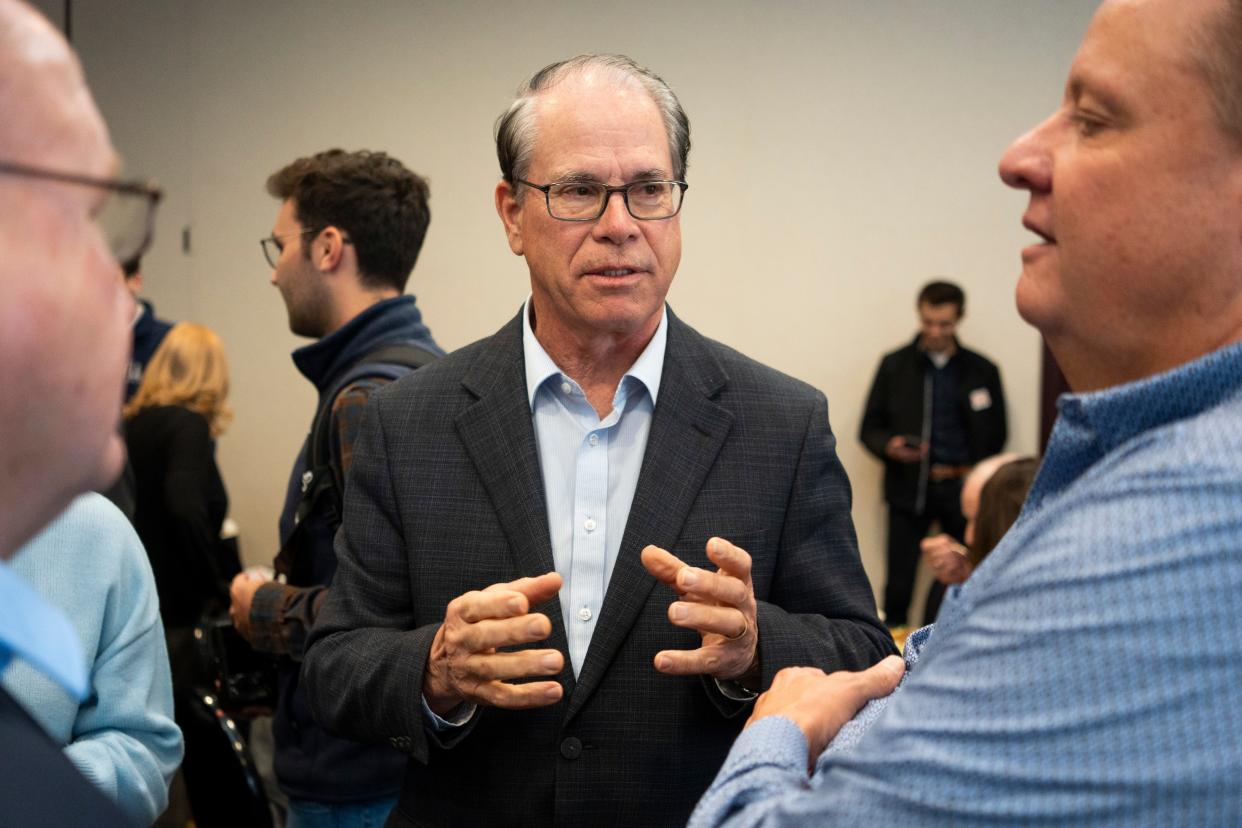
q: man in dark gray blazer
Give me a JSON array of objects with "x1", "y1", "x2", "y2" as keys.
[{"x1": 303, "y1": 53, "x2": 893, "y2": 826}]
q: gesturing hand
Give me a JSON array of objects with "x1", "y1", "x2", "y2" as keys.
[
  {"x1": 422, "y1": 572, "x2": 565, "y2": 716},
  {"x1": 641, "y1": 537, "x2": 758, "y2": 682},
  {"x1": 748, "y1": 657, "x2": 905, "y2": 770}
]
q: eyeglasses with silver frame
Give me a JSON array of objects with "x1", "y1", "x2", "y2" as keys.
[
  {"x1": 0, "y1": 159, "x2": 162, "y2": 265},
  {"x1": 516, "y1": 178, "x2": 688, "y2": 222}
]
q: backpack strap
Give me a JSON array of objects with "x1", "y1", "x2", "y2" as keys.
[{"x1": 294, "y1": 343, "x2": 440, "y2": 529}]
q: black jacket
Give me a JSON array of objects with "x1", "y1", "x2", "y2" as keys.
[{"x1": 860, "y1": 336, "x2": 1007, "y2": 512}]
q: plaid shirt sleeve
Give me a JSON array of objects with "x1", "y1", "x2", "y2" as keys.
[
  {"x1": 328, "y1": 378, "x2": 387, "y2": 487},
  {"x1": 247, "y1": 377, "x2": 393, "y2": 658}
]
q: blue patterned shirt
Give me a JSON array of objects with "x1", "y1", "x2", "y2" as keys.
[{"x1": 692, "y1": 340, "x2": 1242, "y2": 826}]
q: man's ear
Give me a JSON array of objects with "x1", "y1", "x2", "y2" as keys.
[
  {"x1": 125, "y1": 272, "x2": 143, "y2": 299},
  {"x1": 314, "y1": 226, "x2": 347, "y2": 272},
  {"x1": 495, "y1": 180, "x2": 524, "y2": 256}
]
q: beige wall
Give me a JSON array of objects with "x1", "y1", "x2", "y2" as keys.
[{"x1": 64, "y1": 0, "x2": 1097, "y2": 618}]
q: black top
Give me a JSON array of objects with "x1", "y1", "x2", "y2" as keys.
[{"x1": 125, "y1": 404, "x2": 236, "y2": 628}]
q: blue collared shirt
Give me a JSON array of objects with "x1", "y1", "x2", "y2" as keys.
[
  {"x1": 524, "y1": 298, "x2": 666, "y2": 676},
  {"x1": 0, "y1": 558, "x2": 88, "y2": 703},
  {"x1": 692, "y1": 339, "x2": 1242, "y2": 826}
]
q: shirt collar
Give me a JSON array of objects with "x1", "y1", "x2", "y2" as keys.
[
  {"x1": 915, "y1": 333, "x2": 959, "y2": 363},
  {"x1": 290, "y1": 295, "x2": 428, "y2": 392},
  {"x1": 522, "y1": 296, "x2": 667, "y2": 411},
  {"x1": 0, "y1": 560, "x2": 88, "y2": 701},
  {"x1": 1057, "y1": 338, "x2": 1242, "y2": 455}
]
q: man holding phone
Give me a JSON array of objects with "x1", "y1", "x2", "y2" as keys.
[{"x1": 860, "y1": 281, "x2": 1006, "y2": 628}]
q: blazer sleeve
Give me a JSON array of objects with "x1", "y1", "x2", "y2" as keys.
[
  {"x1": 753, "y1": 391, "x2": 897, "y2": 688},
  {"x1": 302, "y1": 393, "x2": 441, "y2": 763}
]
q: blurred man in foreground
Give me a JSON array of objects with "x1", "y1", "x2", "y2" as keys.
[{"x1": 0, "y1": 1, "x2": 163, "y2": 824}]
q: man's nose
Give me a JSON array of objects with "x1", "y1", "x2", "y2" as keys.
[
  {"x1": 999, "y1": 110, "x2": 1057, "y2": 193},
  {"x1": 593, "y1": 190, "x2": 639, "y2": 242}
]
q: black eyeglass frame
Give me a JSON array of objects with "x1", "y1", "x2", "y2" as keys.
[
  {"x1": 260, "y1": 227, "x2": 355, "y2": 269},
  {"x1": 260, "y1": 228, "x2": 321, "y2": 269},
  {"x1": 0, "y1": 159, "x2": 163, "y2": 262},
  {"x1": 515, "y1": 178, "x2": 688, "y2": 222}
]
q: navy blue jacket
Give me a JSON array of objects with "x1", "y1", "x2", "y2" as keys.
[
  {"x1": 127, "y1": 300, "x2": 173, "y2": 400},
  {"x1": 274, "y1": 295, "x2": 442, "y2": 803}
]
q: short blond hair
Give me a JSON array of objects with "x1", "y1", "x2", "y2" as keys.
[{"x1": 124, "y1": 322, "x2": 233, "y2": 437}]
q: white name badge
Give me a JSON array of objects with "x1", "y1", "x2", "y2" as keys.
[{"x1": 969, "y1": 388, "x2": 992, "y2": 412}]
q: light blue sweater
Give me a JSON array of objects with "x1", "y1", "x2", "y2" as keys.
[{"x1": 1, "y1": 493, "x2": 182, "y2": 826}]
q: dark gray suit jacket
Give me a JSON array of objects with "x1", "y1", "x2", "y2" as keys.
[
  {"x1": 0, "y1": 686, "x2": 127, "y2": 826},
  {"x1": 304, "y1": 309, "x2": 893, "y2": 827}
]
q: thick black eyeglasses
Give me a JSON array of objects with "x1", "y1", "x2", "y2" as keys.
[
  {"x1": 0, "y1": 159, "x2": 162, "y2": 264},
  {"x1": 517, "y1": 178, "x2": 688, "y2": 221}
]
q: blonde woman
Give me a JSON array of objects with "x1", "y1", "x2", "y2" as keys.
[
  {"x1": 124, "y1": 322, "x2": 248, "y2": 825},
  {"x1": 125, "y1": 322, "x2": 235, "y2": 626}
]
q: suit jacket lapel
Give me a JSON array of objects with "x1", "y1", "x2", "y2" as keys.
[
  {"x1": 565, "y1": 311, "x2": 733, "y2": 723},
  {"x1": 454, "y1": 312, "x2": 572, "y2": 675}
]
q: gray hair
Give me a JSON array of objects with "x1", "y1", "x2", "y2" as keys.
[{"x1": 494, "y1": 54, "x2": 691, "y2": 184}]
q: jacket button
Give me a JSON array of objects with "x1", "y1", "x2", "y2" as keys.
[{"x1": 559, "y1": 736, "x2": 582, "y2": 760}]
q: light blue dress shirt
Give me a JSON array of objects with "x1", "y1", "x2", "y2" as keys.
[
  {"x1": 0, "y1": 551, "x2": 87, "y2": 704},
  {"x1": 421, "y1": 301, "x2": 667, "y2": 726},
  {"x1": 692, "y1": 339, "x2": 1242, "y2": 826},
  {"x1": 523, "y1": 299, "x2": 666, "y2": 676}
]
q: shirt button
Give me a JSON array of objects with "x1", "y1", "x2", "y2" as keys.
[
  {"x1": 588, "y1": 433, "x2": 599, "y2": 447},
  {"x1": 578, "y1": 606, "x2": 592, "y2": 622},
  {"x1": 561, "y1": 381, "x2": 572, "y2": 394},
  {"x1": 584, "y1": 518, "x2": 597, "y2": 533}
]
